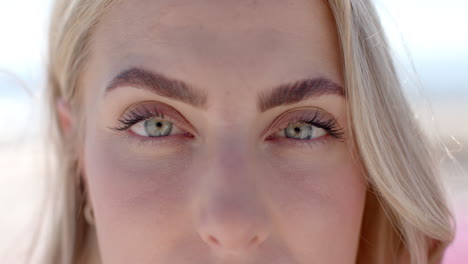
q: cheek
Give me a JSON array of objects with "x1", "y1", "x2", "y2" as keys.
[
  {"x1": 265, "y1": 144, "x2": 367, "y2": 262},
  {"x1": 83, "y1": 131, "x2": 194, "y2": 260},
  {"x1": 84, "y1": 134, "x2": 192, "y2": 207}
]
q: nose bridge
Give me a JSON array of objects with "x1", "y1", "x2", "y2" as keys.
[
  {"x1": 212, "y1": 131, "x2": 252, "y2": 182},
  {"x1": 207, "y1": 127, "x2": 266, "y2": 203},
  {"x1": 194, "y1": 130, "x2": 271, "y2": 254},
  {"x1": 203, "y1": 130, "x2": 260, "y2": 212}
]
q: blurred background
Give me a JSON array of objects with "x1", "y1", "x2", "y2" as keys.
[{"x1": 0, "y1": 0, "x2": 466, "y2": 262}]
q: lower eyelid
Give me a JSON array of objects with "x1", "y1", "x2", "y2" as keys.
[
  {"x1": 123, "y1": 129, "x2": 195, "y2": 147},
  {"x1": 265, "y1": 134, "x2": 333, "y2": 148},
  {"x1": 121, "y1": 128, "x2": 334, "y2": 152}
]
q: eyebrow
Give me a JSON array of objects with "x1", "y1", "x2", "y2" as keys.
[
  {"x1": 258, "y1": 77, "x2": 345, "y2": 112},
  {"x1": 105, "y1": 67, "x2": 345, "y2": 111},
  {"x1": 105, "y1": 67, "x2": 208, "y2": 108}
]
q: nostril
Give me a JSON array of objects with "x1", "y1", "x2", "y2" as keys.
[
  {"x1": 208, "y1": 235, "x2": 220, "y2": 245},
  {"x1": 249, "y1": 236, "x2": 258, "y2": 245}
]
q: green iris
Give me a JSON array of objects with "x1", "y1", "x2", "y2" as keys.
[
  {"x1": 285, "y1": 123, "x2": 313, "y2": 139},
  {"x1": 144, "y1": 118, "x2": 173, "y2": 137}
]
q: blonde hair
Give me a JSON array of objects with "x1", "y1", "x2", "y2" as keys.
[{"x1": 30, "y1": 0, "x2": 455, "y2": 263}]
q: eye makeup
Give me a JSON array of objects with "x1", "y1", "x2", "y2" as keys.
[
  {"x1": 106, "y1": 102, "x2": 194, "y2": 147},
  {"x1": 109, "y1": 101, "x2": 345, "y2": 149},
  {"x1": 110, "y1": 101, "x2": 195, "y2": 135},
  {"x1": 263, "y1": 107, "x2": 345, "y2": 149},
  {"x1": 266, "y1": 108, "x2": 344, "y2": 140}
]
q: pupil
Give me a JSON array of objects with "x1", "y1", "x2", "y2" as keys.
[
  {"x1": 294, "y1": 127, "x2": 301, "y2": 133},
  {"x1": 156, "y1": 122, "x2": 163, "y2": 127}
]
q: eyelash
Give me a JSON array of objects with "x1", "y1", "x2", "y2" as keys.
[
  {"x1": 110, "y1": 104, "x2": 345, "y2": 143},
  {"x1": 113, "y1": 105, "x2": 169, "y2": 132},
  {"x1": 271, "y1": 111, "x2": 345, "y2": 140}
]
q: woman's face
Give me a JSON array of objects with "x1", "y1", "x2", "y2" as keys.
[{"x1": 76, "y1": 0, "x2": 367, "y2": 263}]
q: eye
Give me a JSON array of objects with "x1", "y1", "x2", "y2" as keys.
[
  {"x1": 265, "y1": 109, "x2": 345, "y2": 143},
  {"x1": 129, "y1": 117, "x2": 185, "y2": 137},
  {"x1": 276, "y1": 122, "x2": 327, "y2": 140},
  {"x1": 110, "y1": 101, "x2": 194, "y2": 139}
]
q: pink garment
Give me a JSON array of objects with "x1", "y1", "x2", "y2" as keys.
[{"x1": 443, "y1": 204, "x2": 468, "y2": 264}]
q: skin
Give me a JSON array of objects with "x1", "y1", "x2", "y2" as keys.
[{"x1": 60, "y1": 0, "x2": 368, "y2": 263}]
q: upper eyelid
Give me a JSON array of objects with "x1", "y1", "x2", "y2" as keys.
[
  {"x1": 268, "y1": 115, "x2": 321, "y2": 137},
  {"x1": 114, "y1": 101, "x2": 195, "y2": 133},
  {"x1": 260, "y1": 107, "x2": 339, "y2": 137},
  {"x1": 115, "y1": 102, "x2": 341, "y2": 139}
]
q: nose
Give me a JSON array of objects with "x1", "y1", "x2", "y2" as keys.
[
  {"x1": 197, "y1": 192, "x2": 270, "y2": 254},
  {"x1": 194, "y1": 142, "x2": 271, "y2": 255}
]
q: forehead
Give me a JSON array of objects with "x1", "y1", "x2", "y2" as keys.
[{"x1": 88, "y1": 0, "x2": 342, "y2": 100}]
